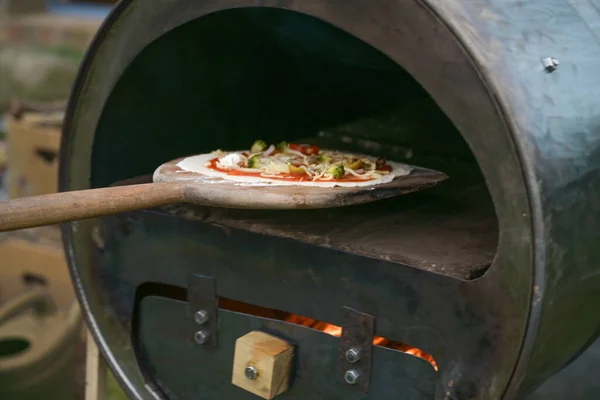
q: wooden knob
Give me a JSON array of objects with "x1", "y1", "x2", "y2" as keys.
[{"x1": 231, "y1": 331, "x2": 294, "y2": 399}]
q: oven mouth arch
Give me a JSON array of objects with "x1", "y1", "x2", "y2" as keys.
[{"x1": 90, "y1": 6, "x2": 501, "y2": 281}]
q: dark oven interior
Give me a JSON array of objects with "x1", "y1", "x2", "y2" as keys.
[
  {"x1": 93, "y1": 7, "x2": 499, "y2": 281},
  {"x1": 90, "y1": 7, "x2": 501, "y2": 399}
]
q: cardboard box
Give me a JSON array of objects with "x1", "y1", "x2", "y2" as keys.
[
  {"x1": 0, "y1": 229, "x2": 74, "y2": 310},
  {"x1": 5, "y1": 111, "x2": 63, "y2": 197},
  {"x1": 1, "y1": 103, "x2": 73, "y2": 311}
]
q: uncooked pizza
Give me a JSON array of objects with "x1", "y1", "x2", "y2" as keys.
[{"x1": 175, "y1": 140, "x2": 412, "y2": 187}]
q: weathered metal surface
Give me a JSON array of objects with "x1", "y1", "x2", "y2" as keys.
[
  {"x1": 137, "y1": 296, "x2": 437, "y2": 399},
  {"x1": 425, "y1": 2, "x2": 600, "y2": 398},
  {"x1": 58, "y1": 0, "x2": 600, "y2": 399}
]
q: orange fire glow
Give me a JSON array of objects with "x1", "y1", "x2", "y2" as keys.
[
  {"x1": 218, "y1": 298, "x2": 438, "y2": 371},
  {"x1": 283, "y1": 314, "x2": 438, "y2": 371}
]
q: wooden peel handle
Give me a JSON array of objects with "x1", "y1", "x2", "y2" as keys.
[{"x1": 0, "y1": 182, "x2": 187, "y2": 233}]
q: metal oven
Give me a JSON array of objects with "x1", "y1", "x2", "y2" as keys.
[{"x1": 57, "y1": 1, "x2": 600, "y2": 399}]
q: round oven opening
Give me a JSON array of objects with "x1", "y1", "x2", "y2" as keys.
[{"x1": 93, "y1": 7, "x2": 499, "y2": 281}]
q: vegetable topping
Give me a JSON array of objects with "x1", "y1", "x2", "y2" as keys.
[
  {"x1": 208, "y1": 140, "x2": 394, "y2": 181},
  {"x1": 250, "y1": 140, "x2": 268, "y2": 153}
]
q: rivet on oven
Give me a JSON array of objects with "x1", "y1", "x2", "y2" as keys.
[
  {"x1": 244, "y1": 365, "x2": 258, "y2": 380},
  {"x1": 345, "y1": 348, "x2": 361, "y2": 363},
  {"x1": 194, "y1": 330, "x2": 210, "y2": 345},
  {"x1": 543, "y1": 56, "x2": 559, "y2": 72},
  {"x1": 344, "y1": 369, "x2": 361, "y2": 385},
  {"x1": 194, "y1": 310, "x2": 209, "y2": 325}
]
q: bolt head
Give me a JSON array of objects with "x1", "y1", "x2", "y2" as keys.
[
  {"x1": 543, "y1": 57, "x2": 559, "y2": 71},
  {"x1": 194, "y1": 310, "x2": 209, "y2": 325},
  {"x1": 245, "y1": 366, "x2": 258, "y2": 380},
  {"x1": 345, "y1": 348, "x2": 361, "y2": 363},
  {"x1": 194, "y1": 330, "x2": 210, "y2": 345},
  {"x1": 344, "y1": 369, "x2": 361, "y2": 385}
]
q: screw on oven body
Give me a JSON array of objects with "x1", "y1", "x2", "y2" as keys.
[
  {"x1": 543, "y1": 57, "x2": 560, "y2": 72},
  {"x1": 245, "y1": 365, "x2": 258, "y2": 380},
  {"x1": 345, "y1": 348, "x2": 362, "y2": 363},
  {"x1": 344, "y1": 369, "x2": 361, "y2": 385},
  {"x1": 194, "y1": 310, "x2": 209, "y2": 325},
  {"x1": 194, "y1": 330, "x2": 210, "y2": 344}
]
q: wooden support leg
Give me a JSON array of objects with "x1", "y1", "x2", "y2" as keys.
[{"x1": 85, "y1": 329, "x2": 107, "y2": 400}]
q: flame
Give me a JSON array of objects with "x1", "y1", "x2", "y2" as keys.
[
  {"x1": 283, "y1": 314, "x2": 438, "y2": 371},
  {"x1": 373, "y1": 336, "x2": 387, "y2": 346}
]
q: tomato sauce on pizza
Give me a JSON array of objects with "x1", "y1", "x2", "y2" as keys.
[{"x1": 204, "y1": 140, "x2": 395, "y2": 183}]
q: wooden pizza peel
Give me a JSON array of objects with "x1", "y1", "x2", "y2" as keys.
[{"x1": 0, "y1": 155, "x2": 447, "y2": 233}]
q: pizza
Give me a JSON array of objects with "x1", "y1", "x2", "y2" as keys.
[{"x1": 175, "y1": 140, "x2": 412, "y2": 187}]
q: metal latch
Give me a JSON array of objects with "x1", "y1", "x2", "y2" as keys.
[
  {"x1": 188, "y1": 274, "x2": 218, "y2": 348},
  {"x1": 337, "y1": 306, "x2": 375, "y2": 393}
]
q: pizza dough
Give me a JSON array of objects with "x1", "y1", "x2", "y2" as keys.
[{"x1": 172, "y1": 151, "x2": 412, "y2": 188}]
